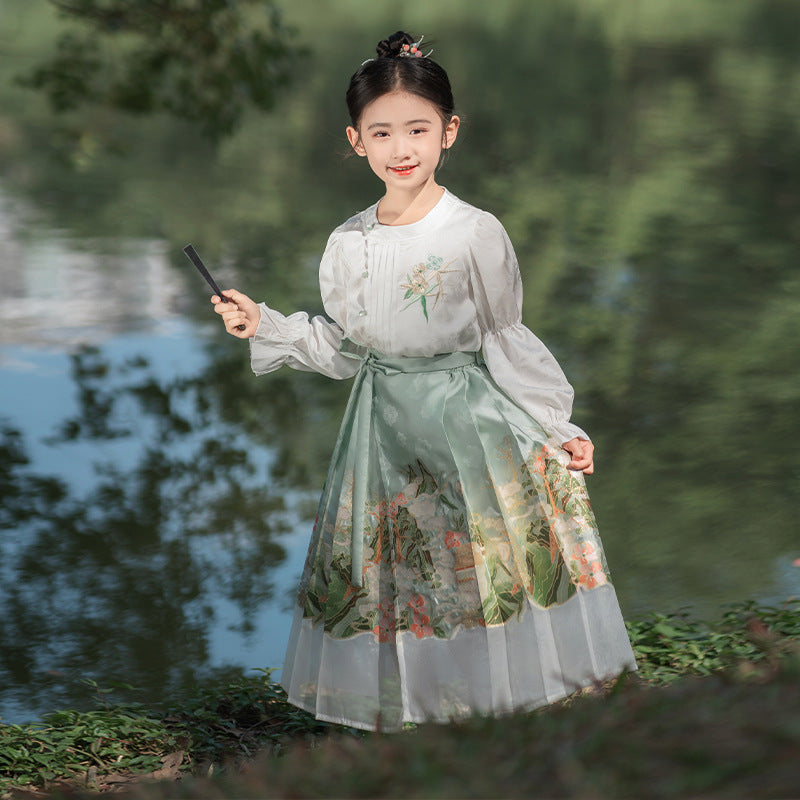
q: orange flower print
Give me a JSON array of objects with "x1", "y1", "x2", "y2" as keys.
[
  {"x1": 569, "y1": 541, "x2": 608, "y2": 588},
  {"x1": 373, "y1": 618, "x2": 396, "y2": 643},
  {"x1": 410, "y1": 621, "x2": 434, "y2": 638},
  {"x1": 407, "y1": 594, "x2": 434, "y2": 638},
  {"x1": 445, "y1": 530, "x2": 465, "y2": 550},
  {"x1": 578, "y1": 561, "x2": 608, "y2": 589},
  {"x1": 408, "y1": 593, "x2": 425, "y2": 610},
  {"x1": 572, "y1": 541, "x2": 596, "y2": 566},
  {"x1": 374, "y1": 599, "x2": 397, "y2": 643}
]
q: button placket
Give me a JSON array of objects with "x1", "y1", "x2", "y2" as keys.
[{"x1": 356, "y1": 220, "x2": 374, "y2": 319}]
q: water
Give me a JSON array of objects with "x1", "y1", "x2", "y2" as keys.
[
  {"x1": 0, "y1": 191, "x2": 315, "y2": 722},
  {"x1": 1, "y1": 0, "x2": 799, "y2": 723}
]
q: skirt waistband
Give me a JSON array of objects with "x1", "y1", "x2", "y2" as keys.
[
  {"x1": 338, "y1": 338, "x2": 479, "y2": 374},
  {"x1": 364, "y1": 350, "x2": 479, "y2": 374}
]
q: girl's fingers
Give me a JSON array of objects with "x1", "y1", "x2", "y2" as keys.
[{"x1": 563, "y1": 438, "x2": 594, "y2": 474}]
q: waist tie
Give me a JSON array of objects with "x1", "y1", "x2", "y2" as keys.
[{"x1": 339, "y1": 345, "x2": 480, "y2": 587}]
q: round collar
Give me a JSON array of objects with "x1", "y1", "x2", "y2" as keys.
[{"x1": 362, "y1": 189, "x2": 457, "y2": 239}]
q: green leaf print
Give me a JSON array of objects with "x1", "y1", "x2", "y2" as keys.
[
  {"x1": 397, "y1": 507, "x2": 435, "y2": 582},
  {"x1": 412, "y1": 460, "x2": 439, "y2": 496},
  {"x1": 325, "y1": 580, "x2": 368, "y2": 636},
  {"x1": 399, "y1": 255, "x2": 458, "y2": 322},
  {"x1": 296, "y1": 443, "x2": 611, "y2": 644}
]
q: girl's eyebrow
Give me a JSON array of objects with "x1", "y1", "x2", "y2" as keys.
[{"x1": 366, "y1": 118, "x2": 433, "y2": 130}]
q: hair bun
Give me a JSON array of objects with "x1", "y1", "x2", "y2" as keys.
[{"x1": 375, "y1": 31, "x2": 416, "y2": 59}]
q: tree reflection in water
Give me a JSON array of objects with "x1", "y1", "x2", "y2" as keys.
[{"x1": 0, "y1": 345, "x2": 292, "y2": 720}]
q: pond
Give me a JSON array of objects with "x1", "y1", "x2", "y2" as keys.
[{"x1": 1, "y1": 0, "x2": 799, "y2": 724}]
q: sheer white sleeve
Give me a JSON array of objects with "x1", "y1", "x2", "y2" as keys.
[
  {"x1": 468, "y1": 214, "x2": 590, "y2": 444},
  {"x1": 249, "y1": 235, "x2": 359, "y2": 380}
]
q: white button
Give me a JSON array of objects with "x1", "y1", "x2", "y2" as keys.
[{"x1": 358, "y1": 310, "x2": 367, "y2": 317}]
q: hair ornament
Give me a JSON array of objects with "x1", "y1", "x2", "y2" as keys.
[
  {"x1": 360, "y1": 34, "x2": 433, "y2": 66},
  {"x1": 399, "y1": 36, "x2": 433, "y2": 58}
]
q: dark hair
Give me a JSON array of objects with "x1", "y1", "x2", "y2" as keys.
[{"x1": 346, "y1": 31, "x2": 455, "y2": 129}]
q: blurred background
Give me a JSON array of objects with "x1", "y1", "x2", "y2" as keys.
[{"x1": 0, "y1": 0, "x2": 798, "y2": 723}]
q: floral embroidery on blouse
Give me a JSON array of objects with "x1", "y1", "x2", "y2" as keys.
[{"x1": 400, "y1": 255, "x2": 458, "y2": 322}]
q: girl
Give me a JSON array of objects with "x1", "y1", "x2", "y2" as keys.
[{"x1": 213, "y1": 30, "x2": 636, "y2": 732}]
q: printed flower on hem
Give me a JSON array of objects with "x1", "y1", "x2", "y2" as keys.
[
  {"x1": 410, "y1": 620, "x2": 434, "y2": 638},
  {"x1": 571, "y1": 542, "x2": 608, "y2": 588},
  {"x1": 408, "y1": 593, "x2": 426, "y2": 610},
  {"x1": 373, "y1": 598, "x2": 397, "y2": 642},
  {"x1": 407, "y1": 593, "x2": 434, "y2": 638},
  {"x1": 400, "y1": 254, "x2": 458, "y2": 322},
  {"x1": 445, "y1": 530, "x2": 466, "y2": 549},
  {"x1": 572, "y1": 541, "x2": 597, "y2": 566},
  {"x1": 578, "y1": 561, "x2": 608, "y2": 589}
]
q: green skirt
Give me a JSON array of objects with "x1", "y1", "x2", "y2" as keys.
[{"x1": 281, "y1": 349, "x2": 636, "y2": 731}]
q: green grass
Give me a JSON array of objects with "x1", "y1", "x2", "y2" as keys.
[{"x1": 1, "y1": 599, "x2": 798, "y2": 798}]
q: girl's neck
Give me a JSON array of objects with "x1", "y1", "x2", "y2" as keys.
[{"x1": 376, "y1": 179, "x2": 444, "y2": 226}]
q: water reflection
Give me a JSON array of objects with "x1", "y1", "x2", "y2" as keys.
[
  {"x1": 0, "y1": 340, "x2": 302, "y2": 722},
  {"x1": 0, "y1": 189, "x2": 186, "y2": 347}
]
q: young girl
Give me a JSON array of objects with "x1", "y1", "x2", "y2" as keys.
[{"x1": 213, "y1": 30, "x2": 636, "y2": 732}]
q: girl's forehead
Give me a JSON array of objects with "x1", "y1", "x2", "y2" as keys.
[{"x1": 359, "y1": 91, "x2": 440, "y2": 123}]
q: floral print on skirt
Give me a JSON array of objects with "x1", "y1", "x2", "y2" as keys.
[{"x1": 281, "y1": 349, "x2": 637, "y2": 731}]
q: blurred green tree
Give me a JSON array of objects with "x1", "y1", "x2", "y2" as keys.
[{"x1": 16, "y1": 0, "x2": 302, "y2": 139}]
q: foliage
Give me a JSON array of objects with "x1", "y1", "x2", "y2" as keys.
[
  {"x1": 162, "y1": 668, "x2": 347, "y2": 767},
  {"x1": 0, "y1": 687, "x2": 182, "y2": 791},
  {"x1": 626, "y1": 598, "x2": 800, "y2": 683},
  {"x1": 0, "y1": 672, "x2": 346, "y2": 796},
  {"x1": 144, "y1": 659, "x2": 800, "y2": 799},
  {"x1": 15, "y1": 0, "x2": 303, "y2": 139},
  {"x1": 1, "y1": 601, "x2": 798, "y2": 797}
]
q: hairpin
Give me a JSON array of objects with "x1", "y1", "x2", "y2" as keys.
[
  {"x1": 360, "y1": 35, "x2": 433, "y2": 67},
  {"x1": 398, "y1": 36, "x2": 433, "y2": 58}
]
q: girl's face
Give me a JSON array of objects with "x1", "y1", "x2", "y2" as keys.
[{"x1": 346, "y1": 91, "x2": 460, "y2": 195}]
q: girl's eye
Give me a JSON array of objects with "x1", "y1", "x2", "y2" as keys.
[
  {"x1": 410, "y1": 128, "x2": 428, "y2": 135},
  {"x1": 373, "y1": 131, "x2": 389, "y2": 138}
]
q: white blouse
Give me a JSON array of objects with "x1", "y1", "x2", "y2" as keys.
[{"x1": 250, "y1": 189, "x2": 589, "y2": 444}]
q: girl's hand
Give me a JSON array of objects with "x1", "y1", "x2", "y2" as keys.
[
  {"x1": 211, "y1": 289, "x2": 260, "y2": 338},
  {"x1": 562, "y1": 438, "x2": 594, "y2": 474}
]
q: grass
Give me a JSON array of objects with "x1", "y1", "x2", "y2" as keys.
[{"x1": 1, "y1": 599, "x2": 798, "y2": 798}]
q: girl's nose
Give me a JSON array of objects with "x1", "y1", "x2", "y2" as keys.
[{"x1": 392, "y1": 138, "x2": 411, "y2": 159}]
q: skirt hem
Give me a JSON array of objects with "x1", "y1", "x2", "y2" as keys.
[{"x1": 281, "y1": 660, "x2": 638, "y2": 733}]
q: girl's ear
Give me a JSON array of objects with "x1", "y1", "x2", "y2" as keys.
[
  {"x1": 442, "y1": 115, "x2": 461, "y2": 150},
  {"x1": 346, "y1": 126, "x2": 366, "y2": 156}
]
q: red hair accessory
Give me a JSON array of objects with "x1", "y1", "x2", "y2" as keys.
[{"x1": 398, "y1": 36, "x2": 432, "y2": 58}]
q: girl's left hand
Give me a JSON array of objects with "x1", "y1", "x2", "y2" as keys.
[{"x1": 562, "y1": 438, "x2": 594, "y2": 474}]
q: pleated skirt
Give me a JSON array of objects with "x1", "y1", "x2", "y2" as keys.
[{"x1": 281, "y1": 350, "x2": 637, "y2": 731}]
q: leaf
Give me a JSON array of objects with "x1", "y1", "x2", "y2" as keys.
[{"x1": 420, "y1": 295, "x2": 428, "y2": 321}]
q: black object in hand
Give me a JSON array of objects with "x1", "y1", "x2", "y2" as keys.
[{"x1": 183, "y1": 244, "x2": 246, "y2": 331}]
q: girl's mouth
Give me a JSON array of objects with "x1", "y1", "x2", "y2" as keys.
[{"x1": 390, "y1": 165, "x2": 417, "y2": 177}]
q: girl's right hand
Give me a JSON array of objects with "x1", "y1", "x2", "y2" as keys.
[{"x1": 211, "y1": 289, "x2": 260, "y2": 338}]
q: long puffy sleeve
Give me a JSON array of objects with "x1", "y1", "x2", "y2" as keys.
[
  {"x1": 468, "y1": 213, "x2": 590, "y2": 444},
  {"x1": 249, "y1": 234, "x2": 359, "y2": 380}
]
